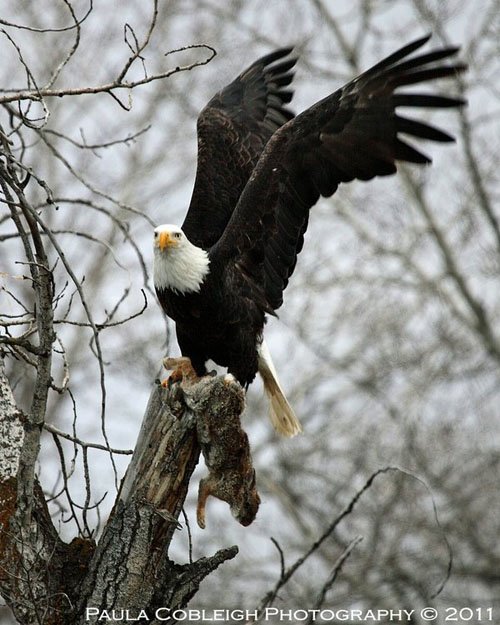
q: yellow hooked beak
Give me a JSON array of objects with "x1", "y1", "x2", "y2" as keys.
[{"x1": 158, "y1": 231, "x2": 174, "y2": 250}]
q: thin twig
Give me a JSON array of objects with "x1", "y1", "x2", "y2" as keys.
[
  {"x1": 0, "y1": 1, "x2": 93, "y2": 33},
  {"x1": 43, "y1": 423, "x2": 133, "y2": 455},
  {"x1": 306, "y1": 535, "x2": 363, "y2": 624}
]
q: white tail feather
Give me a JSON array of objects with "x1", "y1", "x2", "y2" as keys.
[{"x1": 257, "y1": 341, "x2": 302, "y2": 437}]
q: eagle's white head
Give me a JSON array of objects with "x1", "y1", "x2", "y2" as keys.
[{"x1": 153, "y1": 224, "x2": 210, "y2": 294}]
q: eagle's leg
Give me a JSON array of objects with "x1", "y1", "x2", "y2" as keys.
[{"x1": 162, "y1": 356, "x2": 199, "y2": 387}]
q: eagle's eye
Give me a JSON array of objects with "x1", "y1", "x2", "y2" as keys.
[
  {"x1": 173, "y1": 232, "x2": 181, "y2": 239},
  {"x1": 154, "y1": 232, "x2": 159, "y2": 238}
]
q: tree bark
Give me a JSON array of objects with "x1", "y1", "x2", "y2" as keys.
[{"x1": 1, "y1": 359, "x2": 93, "y2": 625}]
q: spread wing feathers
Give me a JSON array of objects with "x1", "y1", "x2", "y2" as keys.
[
  {"x1": 182, "y1": 47, "x2": 297, "y2": 249},
  {"x1": 213, "y1": 35, "x2": 466, "y2": 310}
]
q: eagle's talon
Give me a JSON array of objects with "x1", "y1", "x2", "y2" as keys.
[
  {"x1": 162, "y1": 356, "x2": 199, "y2": 386},
  {"x1": 161, "y1": 371, "x2": 182, "y2": 388}
]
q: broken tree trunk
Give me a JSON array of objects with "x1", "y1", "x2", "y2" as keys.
[{"x1": 76, "y1": 374, "x2": 244, "y2": 623}]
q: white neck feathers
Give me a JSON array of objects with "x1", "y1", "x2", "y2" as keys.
[{"x1": 154, "y1": 240, "x2": 210, "y2": 294}]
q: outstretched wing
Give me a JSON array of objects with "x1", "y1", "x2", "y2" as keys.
[
  {"x1": 181, "y1": 47, "x2": 297, "y2": 249},
  {"x1": 211, "y1": 35, "x2": 466, "y2": 310}
]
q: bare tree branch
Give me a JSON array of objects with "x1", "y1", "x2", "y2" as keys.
[{"x1": 0, "y1": 44, "x2": 217, "y2": 107}]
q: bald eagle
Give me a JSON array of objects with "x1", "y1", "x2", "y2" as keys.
[{"x1": 154, "y1": 36, "x2": 465, "y2": 436}]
